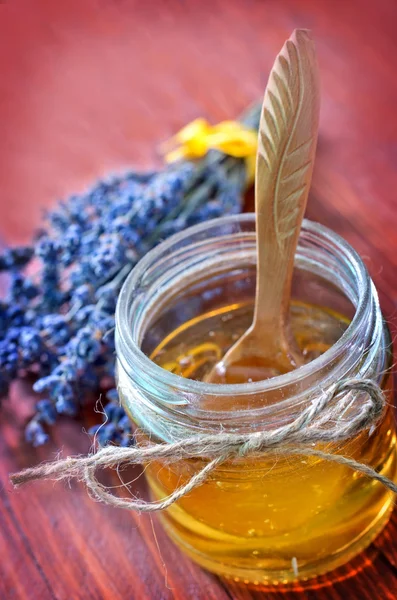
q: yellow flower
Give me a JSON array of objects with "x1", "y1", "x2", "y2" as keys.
[{"x1": 161, "y1": 118, "x2": 257, "y2": 184}]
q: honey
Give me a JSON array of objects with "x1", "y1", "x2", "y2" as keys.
[
  {"x1": 151, "y1": 300, "x2": 350, "y2": 381},
  {"x1": 144, "y1": 301, "x2": 397, "y2": 582},
  {"x1": 115, "y1": 215, "x2": 396, "y2": 583}
]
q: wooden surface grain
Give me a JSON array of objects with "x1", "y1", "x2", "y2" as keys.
[{"x1": 1, "y1": 1, "x2": 397, "y2": 598}]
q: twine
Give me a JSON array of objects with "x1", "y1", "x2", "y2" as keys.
[{"x1": 10, "y1": 378, "x2": 397, "y2": 512}]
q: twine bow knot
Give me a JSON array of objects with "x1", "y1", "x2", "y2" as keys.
[{"x1": 10, "y1": 378, "x2": 397, "y2": 512}]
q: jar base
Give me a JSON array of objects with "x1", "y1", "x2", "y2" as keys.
[{"x1": 158, "y1": 499, "x2": 394, "y2": 585}]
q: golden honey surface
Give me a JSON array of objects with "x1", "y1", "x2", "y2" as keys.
[{"x1": 144, "y1": 302, "x2": 396, "y2": 582}]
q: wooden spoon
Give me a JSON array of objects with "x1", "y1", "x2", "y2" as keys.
[{"x1": 208, "y1": 29, "x2": 320, "y2": 384}]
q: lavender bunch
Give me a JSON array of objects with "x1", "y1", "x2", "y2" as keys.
[{"x1": 0, "y1": 103, "x2": 260, "y2": 447}]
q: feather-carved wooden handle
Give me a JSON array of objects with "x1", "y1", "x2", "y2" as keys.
[
  {"x1": 253, "y1": 29, "x2": 320, "y2": 335},
  {"x1": 205, "y1": 30, "x2": 320, "y2": 380}
]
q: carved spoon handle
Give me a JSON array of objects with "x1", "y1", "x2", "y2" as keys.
[
  {"x1": 206, "y1": 29, "x2": 320, "y2": 383},
  {"x1": 251, "y1": 28, "x2": 320, "y2": 364}
]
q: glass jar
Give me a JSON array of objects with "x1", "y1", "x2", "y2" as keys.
[{"x1": 115, "y1": 214, "x2": 396, "y2": 584}]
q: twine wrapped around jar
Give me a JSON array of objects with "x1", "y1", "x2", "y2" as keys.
[{"x1": 10, "y1": 378, "x2": 397, "y2": 512}]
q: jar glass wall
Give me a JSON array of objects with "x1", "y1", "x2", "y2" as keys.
[{"x1": 115, "y1": 214, "x2": 396, "y2": 584}]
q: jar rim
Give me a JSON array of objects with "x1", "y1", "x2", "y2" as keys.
[{"x1": 116, "y1": 214, "x2": 372, "y2": 398}]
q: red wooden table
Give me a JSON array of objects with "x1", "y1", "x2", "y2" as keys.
[{"x1": 1, "y1": 1, "x2": 397, "y2": 598}]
